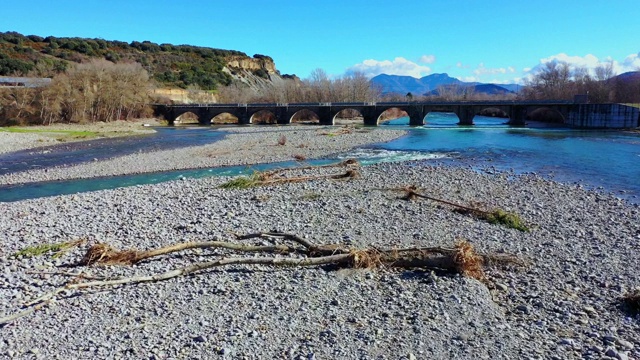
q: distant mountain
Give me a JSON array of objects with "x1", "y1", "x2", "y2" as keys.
[
  {"x1": 371, "y1": 73, "x2": 516, "y2": 96},
  {"x1": 424, "y1": 83, "x2": 514, "y2": 97},
  {"x1": 615, "y1": 71, "x2": 640, "y2": 83},
  {"x1": 495, "y1": 84, "x2": 521, "y2": 93},
  {"x1": 371, "y1": 73, "x2": 461, "y2": 95},
  {"x1": 471, "y1": 84, "x2": 514, "y2": 95}
]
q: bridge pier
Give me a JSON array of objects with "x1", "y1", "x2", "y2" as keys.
[
  {"x1": 237, "y1": 108, "x2": 251, "y2": 125},
  {"x1": 317, "y1": 107, "x2": 334, "y2": 125},
  {"x1": 275, "y1": 108, "x2": 291, "y2": 125},
  {"x1": 507, "y1": 106, "x2": 527, "y2": 126},
  {"x1": 455, "y1": 106, "x2": 475, "y2": 126},
  {"x1": 360, "y1": 107, "x2": 379, "y2": 126},
  {"x1": 407, "y1": 105, "x2": 424, "y2": 126}
]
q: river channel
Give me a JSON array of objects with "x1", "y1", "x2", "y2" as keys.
[{"x1": 1, "y1": 114, "x2": 639, "y2": 203}]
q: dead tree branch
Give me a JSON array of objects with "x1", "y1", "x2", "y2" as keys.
[
  {"x1": 398, "y1": 186, "x2": 530, "y2": 232},
  {"x1": 1, "y1": 233, "x2": 523, "y2": 327}
]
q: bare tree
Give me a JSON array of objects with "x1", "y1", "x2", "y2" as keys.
[{"x1": 523, "y1": 62, "x2": 573, "y2": 100}]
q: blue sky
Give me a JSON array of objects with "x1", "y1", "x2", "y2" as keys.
[{"x1": 2, "y1": 0, "x2": 639, "y2": 84}]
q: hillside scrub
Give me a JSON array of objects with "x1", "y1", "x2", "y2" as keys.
[{"x1": 0, "y1": 31, "x2": 241, "y2": 90}]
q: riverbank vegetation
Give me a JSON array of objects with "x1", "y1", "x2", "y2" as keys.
[
  {"x1": 1, "y1": 60, "x2": 152, "y2": 126},
  {"x1": 521, "y1": 61, "x2": 640, "y2": 103}
]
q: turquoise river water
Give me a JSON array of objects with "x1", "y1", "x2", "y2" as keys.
[{"x1": 1, "y1": 113, "x2": 639, "y2": 203}]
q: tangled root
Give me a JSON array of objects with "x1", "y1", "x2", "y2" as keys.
[
  {"x1": 400, "y1": 185, "x2": 419, "y2": 201},
  {"x1": 80, "y1": 243, "x2": 140, "y2": 266},
  {"x1": 350, "y1": 249, "x2": 382, "y2": 269},
  {"x1": 452, "y1": 240, "x2": 485, "y2": 281}
]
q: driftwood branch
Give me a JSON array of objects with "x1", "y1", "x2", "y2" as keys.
[
  {"x1": 398, "y1": 186, "x2": 530, "y2": 232},
  {"x1": 80, "y1": 240, "x2": 305, "y2": 266},
  {"x1": 399, "y1": 185, "x2": 491, "y2": 215},
  {"x1": 220, "y1": 160, "x2": 361, "y2": 189},
  {"x1": 1, "y1": 232, "x2": 523, "y2": 327}
]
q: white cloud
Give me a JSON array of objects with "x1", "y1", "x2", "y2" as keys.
[
  {"x1": 487, "y1": 79, "x2": 513, "y2": 85},
  {"x1": 419, "y1": 55, "x2": 436, "y2": 64},
  {"x1": 621, "y1": 52, "x2": 640, "y2": 72},
  {"x1": 527, "y1": 52, "x2": 640, "y2": 77},
  {"x1": 539, "y1": 53, "x2": 601, "y2": 69},
  {"x1": 473, "y1": 63, "x2": 512, "y2": 76},
  {"x1": 348, "y1": 57, "x2": 432, "y2": 78}
]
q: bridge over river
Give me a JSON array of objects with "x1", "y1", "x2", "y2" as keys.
[{"x1": 153, "y1": 101, "x2": 640, "y2": 128}]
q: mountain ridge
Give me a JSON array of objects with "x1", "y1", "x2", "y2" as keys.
[{"x1": 371, "y1": 73, "x2": 517, "y2": 96}]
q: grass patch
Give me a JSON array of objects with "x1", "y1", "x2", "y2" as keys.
[
  {"x1": 1, "y1": 127, "x2": 103, "y2": 141},
  {"x1": 277, "y1": 134, "x2": 287, "y2": 145},
  {"x1": 1, "y1": 127, "x2": 96, "y2": 136},
  {"x1": 218, "y1": 172, "x2": 262, "y2": 189},
  {"x1": 13, "y1": 239, "x2": 85, "y2": 258},
  {"x1": 1, "y1": 127, "x2": 136, "y2": 140},
  {"x1": 483, "y1": 209, "x2": 530, "y2": 232}
]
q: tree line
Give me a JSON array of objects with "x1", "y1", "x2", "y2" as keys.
[
  {"x1": 1, "y1": 60, "x2": 152, "y2": 126},
  {"x1": 216, "y1": 63, "x2": 639, "y2": 105},
  {"x1": 217, "y1": 69, "x2": 381, "y2": 104},
  {"x1": 521, "y1": 61, "x2": 640, "y2": 103}
]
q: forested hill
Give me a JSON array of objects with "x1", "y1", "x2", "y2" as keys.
[{"x1": 0, "y1": 31, "x2": 276, "y2": 90}]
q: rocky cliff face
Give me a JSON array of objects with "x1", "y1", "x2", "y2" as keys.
[
  {"x1": 224, "y1": 55, "x2": 287, "y2": 93},
  {"x1": 226, "y1": 55, "x2": 277, "y2": 74}
]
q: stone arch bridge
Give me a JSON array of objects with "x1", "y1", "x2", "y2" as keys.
[{"x1": 153, "y1": 101, "x2": 640, "y2": 128}]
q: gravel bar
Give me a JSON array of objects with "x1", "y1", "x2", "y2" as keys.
[
  {"x1": 0, "y1": 125, "x2": 406, "y2": 186},
  {"x1": 0, "y1": 159, "x2": 639, "y2": 359}
]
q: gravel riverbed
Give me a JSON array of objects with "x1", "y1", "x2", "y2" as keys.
[
  {"x1": 0, "y1": 119, "x2": 159, "y2": 155},
  {"x1": 0, "y1": 125, "x2": 405, "y2": 186},
  {"x1": 0, "y1": 126, "x2": 639, "y2": 359}
]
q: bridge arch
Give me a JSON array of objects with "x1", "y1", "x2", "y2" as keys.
[
  {"x1": 424, "y1": 111, "x2": 460, "y2": 126},
  {"x1": 332, "y1": 108, "x2": 365, "y2": 125},
  {"x1": 250, "y1": 109, "x2": 278, "y2": 124},
  {"x1": 174, "y1": 111, "x2": 200, "y2": 125},
  {"x1": 377, "y1": 107, "x2": 409, "y2": 125},
  {"x1": 526, "y1": 107, "x2": 566, "y2": 124},
  {"x1": 211, "y1": 112, "x2": 239, "y2": 124},
  {"x1": 290, "y1": 109, "x2": 320, "y2": 124},
  {"x1": 478, "y1": 107, "x2": 509, "y2": 118}
]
